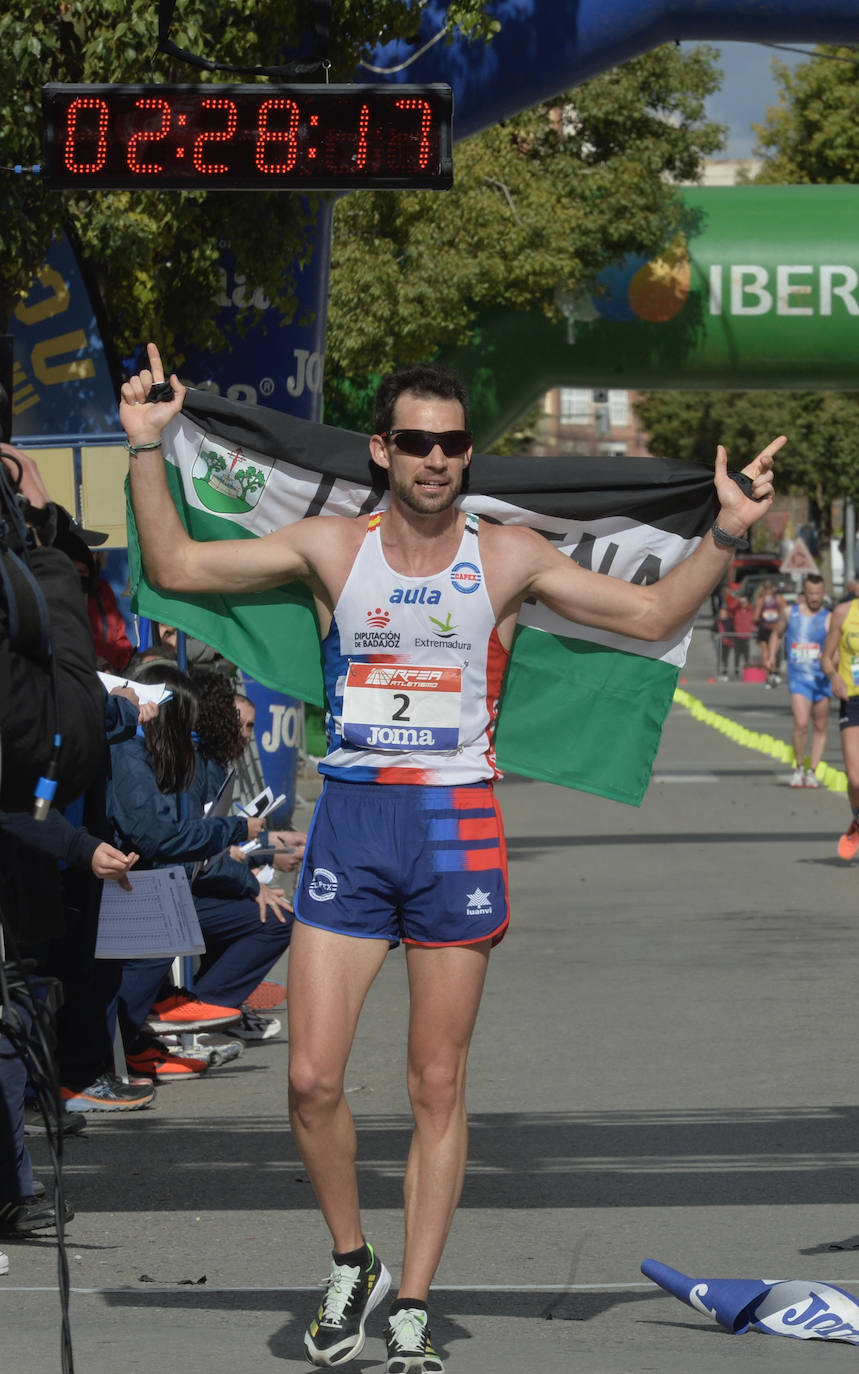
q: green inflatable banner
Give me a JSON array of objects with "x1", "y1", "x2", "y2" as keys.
[{"x1": 444, "y1": 186, "x2": 859, "y2": 442}]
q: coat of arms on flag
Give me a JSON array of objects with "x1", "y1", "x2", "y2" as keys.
[{"x1": 191, "y1": 440, "x2": 271, "y2": 514}]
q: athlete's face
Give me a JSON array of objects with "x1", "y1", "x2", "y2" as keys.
[
  {"x1": 803, "y1": 580, "x2": 825, "y2": 612},
  {"x1": 372, "y1": 393, "x2": 471, "y2": 516}
]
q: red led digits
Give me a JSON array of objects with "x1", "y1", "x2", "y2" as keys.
[
  {"x1": 355, "y1": 104, "x2": 370, "y2": 170},
  {"x1": 127, "y1": 99, "x2": 171, "y2": 176},
  {"x1": 256, "y1": 98, "x2": 300, "y2": 174},
  {"x1": 43, "y1": 83, "x2": 451, "y2": 189},
  {"x1": 395, "y1": 98, "x2": 432, "y2": 169},
  {"x1": 63, "y1": 97, "x2": 109, "y2": 175},
  {"x1": 193, "y1": 98, "x2": 238, "y2": 174}
]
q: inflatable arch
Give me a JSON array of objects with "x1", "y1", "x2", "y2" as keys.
[
  {"x1": 173, "y1": 0, "x2": 859, "y2": 425},
  {"x1": 443, "y1": 184, "x2": 859, "y2": 445},
  {"x1": 10, "y1": 0, "x2": 859, "y2": 440}
]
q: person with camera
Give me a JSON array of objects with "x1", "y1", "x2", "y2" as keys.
[{"x1": 0, "y1": 443, "x2": 142, "y2": 1267}]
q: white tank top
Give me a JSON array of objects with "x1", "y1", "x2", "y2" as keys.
[{"x1": 318, "y1": 512, "x2": 509, "y2": 784}]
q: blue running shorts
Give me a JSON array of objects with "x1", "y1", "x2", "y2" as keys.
[
  {"x1": 787, "y1": 670, "x2": 832, "y2": 704},
  {"x1": 293, "y1": 779, "x2": 509, "y2": 947}
]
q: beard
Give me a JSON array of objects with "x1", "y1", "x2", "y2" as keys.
[{"x1": 388, "y1": 466, "x2": 462, "y2": 515}]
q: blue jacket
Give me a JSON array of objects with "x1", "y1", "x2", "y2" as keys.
[{"x1": 107, "y1": 735, "x2": 250, "y2": 890}]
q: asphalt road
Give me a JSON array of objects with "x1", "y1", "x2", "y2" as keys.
[{"x1": 3, "y1": 620, "x2": 859, "y2": 1374}]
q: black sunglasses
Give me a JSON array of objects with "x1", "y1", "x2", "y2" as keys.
[{"x1": 381, "y1": 429, "x2": 472, "y2": 458}]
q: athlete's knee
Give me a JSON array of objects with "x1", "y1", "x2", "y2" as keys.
[
  {"x1": 407, "y1": 1056, "x2": 465, "y2": 1126},
  {"x1": 288, "y1": 1054, "x2": 344, "y2": 1122}
]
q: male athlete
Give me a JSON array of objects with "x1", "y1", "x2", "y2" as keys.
[
  {"x1": 822, "y1": 586, "x2": 859, "y2": 860},
  {"x1": 766, "y1": 573, "x2": 832, "y2": 787},
  {"x1": 121, "y1": 344, "x2": 781, "y2": 1373}
]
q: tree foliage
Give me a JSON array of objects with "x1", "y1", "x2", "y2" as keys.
[
  {"x1": 635, "y1": 388, "x2": 859, "y2": 553},
  {"x1": 323, "y1": 44, "x2": 724, "y2": 424},
  {"x1": 752, "y1": 45, "x2": 859, "y2": 184},
  {"x1": 0, "y1": 0, "x2": 497, "y2": 358},
  {"x1": 638, "y1": 47, "x2": 859, "y2": 560}
]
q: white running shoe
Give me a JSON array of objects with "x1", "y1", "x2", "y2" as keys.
[
  {"x1": 788, "y1": 768, "x2": 805, "y2": 788},
  {"x1": 386, "y1": 1308, "x2": 445, "y2": 1373},
  {"x1": 305, "y1": 1243, "x2": 391, "y2": 1366},
  {"x1": 803, "y1": 769, "x2": 821, "y2": 789},
  {"x1": 230, "y1": 1007, "x2": 282, "y2": 1042}
]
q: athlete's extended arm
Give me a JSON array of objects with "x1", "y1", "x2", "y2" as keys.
[
  {"x1": 122, "y1": 343, "x2": 315, "y2": 594},
  {"x1": 523, "y1": 438, "x2": 784, "y2": 642},
  {"x1": 822, "y1": 601, "x2": 850, "y2": 700}
]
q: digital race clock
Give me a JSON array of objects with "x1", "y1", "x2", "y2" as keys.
[{"x1": 41, "y1": 83, "x2": 453, "y2": 191}]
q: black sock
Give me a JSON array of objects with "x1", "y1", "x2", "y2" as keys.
[
  {"x1": 333, "y1": 1242, "x2": 369, "y2": 1268},
  {"x1": 389, "y1": 1298, "x2": 428, "y2": 1316}
]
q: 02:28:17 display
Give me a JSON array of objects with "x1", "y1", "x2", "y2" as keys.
[{"x1": 41, "y1": 83, "x2": 454, "y2": 191}]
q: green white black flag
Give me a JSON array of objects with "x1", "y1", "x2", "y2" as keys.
[{"x1": 128, "y1": 391, "x2": 720, "y2": 804}]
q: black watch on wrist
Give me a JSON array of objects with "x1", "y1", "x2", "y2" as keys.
[{"x1": 711, "y1": 520, "x2": 750, "y2": 553}]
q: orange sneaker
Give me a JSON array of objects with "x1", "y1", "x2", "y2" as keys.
[
  {"x1": 126, "y1": 1044, "x2": 209, "y2": 1082},
  {"x1": 145, "y1": 991, "x2": 241, "y2": 1032},
  {"x1": 245, "y1": 979, "x2": 286, "y2": 1010},
  {"x1": 838, "y1": 818, "x2": 859, "y2": 862}
]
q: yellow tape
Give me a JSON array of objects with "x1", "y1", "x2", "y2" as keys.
[{"x1": 672, "y1": 687, "x2": 848, "y2": 793}]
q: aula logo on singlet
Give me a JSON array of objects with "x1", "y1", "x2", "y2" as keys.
[
  {"x1": 389, "y1": 586, "x2": 441, "y2": 604},
  {"x1": 451, "y1": 562, "x2": 481, "y2": 594}
]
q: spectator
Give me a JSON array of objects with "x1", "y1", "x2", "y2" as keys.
[
  {"x1": 108, "y1": 664, "x2": 294, "y2": 1078},
  {"x1": 0, "y1": 443, "x2": 145, "y2": 1259},
  {"x1": 193, "y1": 670, "x2": 305, "y2": 1039},
  {"x1": 85, "y1": 555, "x2": 134, "y2": 672},
  {"x1": 152, "y1": 622, "x2": 233, "y2": 674},
  {"x1": 712, "y1": 601, "x2": 733, "y2": 681},
  {"x1": 51, "y1": 682, "x2": 160, "y2": 1113},
  {"x1": 0, "y1": 807, "x2": 140, "y2": 1245},
  {"x1": 235, "y1": 692, "x2": 256, "y2": 750},
  {"x1": 731, "y1": 594, "x2": 758, "y2": 676}
]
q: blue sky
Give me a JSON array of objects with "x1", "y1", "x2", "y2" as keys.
[{"x1": 686, "y1": 41, "x2": 813, "y2": 159}]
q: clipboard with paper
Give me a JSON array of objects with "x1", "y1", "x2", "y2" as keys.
[{"x1": 95, "y1": 866, "x2": 205, "y2": 959}]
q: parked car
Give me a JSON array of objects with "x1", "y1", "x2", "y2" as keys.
[{"x1": 724, "y1": 552, "x2": 783, "y2": 611}]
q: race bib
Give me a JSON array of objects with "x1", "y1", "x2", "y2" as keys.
[
  {"x1": 851, "y1": 655, "x2": 859, "y2": 688},
  {"x1": 790, "y1": 640, "x2": 821, "y2": 665},
  {"x1": 341, "y1": 663, "x2": 462, "y2": 751}
]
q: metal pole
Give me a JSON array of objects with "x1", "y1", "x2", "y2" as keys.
[{"x1": 845, "y1": 498, "x2": 856, "y2": 585}]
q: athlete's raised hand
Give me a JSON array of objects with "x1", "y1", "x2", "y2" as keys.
[
  {"x1": 713, "y1": 435, "x2": 785, "y2": 535},
  {"x1": 119, "y1": 342, "x2": 186, "y2": 447}
]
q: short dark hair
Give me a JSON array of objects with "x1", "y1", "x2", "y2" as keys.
[
  {"x1": 373, "y1": 363, "x2": 470, "y2": 435},
  {"x1": 804, "y1": 573, "x2": 824, "y2": 586}
]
